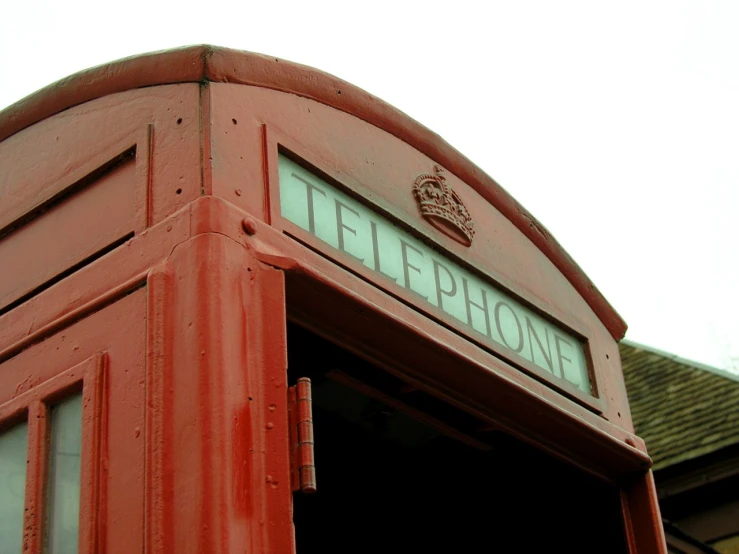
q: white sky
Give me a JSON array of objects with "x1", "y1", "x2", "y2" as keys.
[{"x1": 1, "y1": 1, "x2": 737, "y2": 372}]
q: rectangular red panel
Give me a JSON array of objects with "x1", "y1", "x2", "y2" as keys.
[{"x1": 0, "y1": 156, "x2": 137, "y2": 312}]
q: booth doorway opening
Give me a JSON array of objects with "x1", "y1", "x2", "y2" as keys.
[{"x1": 287, "y1": 323, "x2": 628, "y2": 554}]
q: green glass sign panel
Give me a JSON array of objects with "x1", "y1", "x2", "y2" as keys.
[{"x1": 279, "y1": 155, "x2": 591, "y2": 394}]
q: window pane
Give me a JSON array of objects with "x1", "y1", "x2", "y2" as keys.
[
  {"x1": 0, "y1": 422, "x2": 28, "y2": 554},
  {"x1": 46, "y1": 394, "x2": 83, "y2": 554}
]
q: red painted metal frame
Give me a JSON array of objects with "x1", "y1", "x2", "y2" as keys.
[
  {"x1": 0, "y1": 192, "x2": 665, "y2": 553},
  {"x1": 246, "y1": 213, "x2": 666, "y2": 553},
  {"x1": 243, "y1": 206, "x2": 665, "y2": 553},
  {"x1": 0, "y1": 46, "x2": 667, "y2": 554}
]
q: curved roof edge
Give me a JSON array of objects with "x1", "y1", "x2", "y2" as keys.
[{"x1": 0, "y1": 44, "x2": 627, "y2": 340}]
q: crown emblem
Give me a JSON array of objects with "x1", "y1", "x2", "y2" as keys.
[{"x1": 413, "y1": 165, "x2": 475, "y2": 246}]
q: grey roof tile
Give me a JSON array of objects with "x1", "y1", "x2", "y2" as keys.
[{"x1": 620, "y1": 341, "x2": 739, "y2": 470}]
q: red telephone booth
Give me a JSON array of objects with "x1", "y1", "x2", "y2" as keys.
[{"x1": 0, "y1": 45, "x2": 666, "y2": 553}]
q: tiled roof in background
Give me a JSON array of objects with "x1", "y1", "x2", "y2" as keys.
[{"x1": 620, "y1": 341, "x2": 739, "y2": 470}]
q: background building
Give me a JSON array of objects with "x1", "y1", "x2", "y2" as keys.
[{"x1": 622, "y1": 341, "x2": 739, "y2": 553}]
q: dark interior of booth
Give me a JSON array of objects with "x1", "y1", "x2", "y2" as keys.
[{"x1": 287, "y1": 322, "x2": 629, "y2": 554}]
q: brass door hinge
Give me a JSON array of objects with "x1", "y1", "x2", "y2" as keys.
[{"x1": 288, "y1": 377, "x2": 316, "y2": 494}]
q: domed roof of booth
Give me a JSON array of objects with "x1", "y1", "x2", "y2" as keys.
[{"x1": 0, "y1": 44, "x2": 627, "y2": 340}]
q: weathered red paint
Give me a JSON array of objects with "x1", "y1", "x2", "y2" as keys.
[
  {"x1": 0, "y1": 45, "x2": 625, "y2": 341},
  {"x1": 0, "y1": 46, "x2": 665, "y2": 553}
]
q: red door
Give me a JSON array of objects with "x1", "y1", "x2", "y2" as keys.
[{"x1": 0, "y1": 290, "x2": 146, "y2": 554}]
